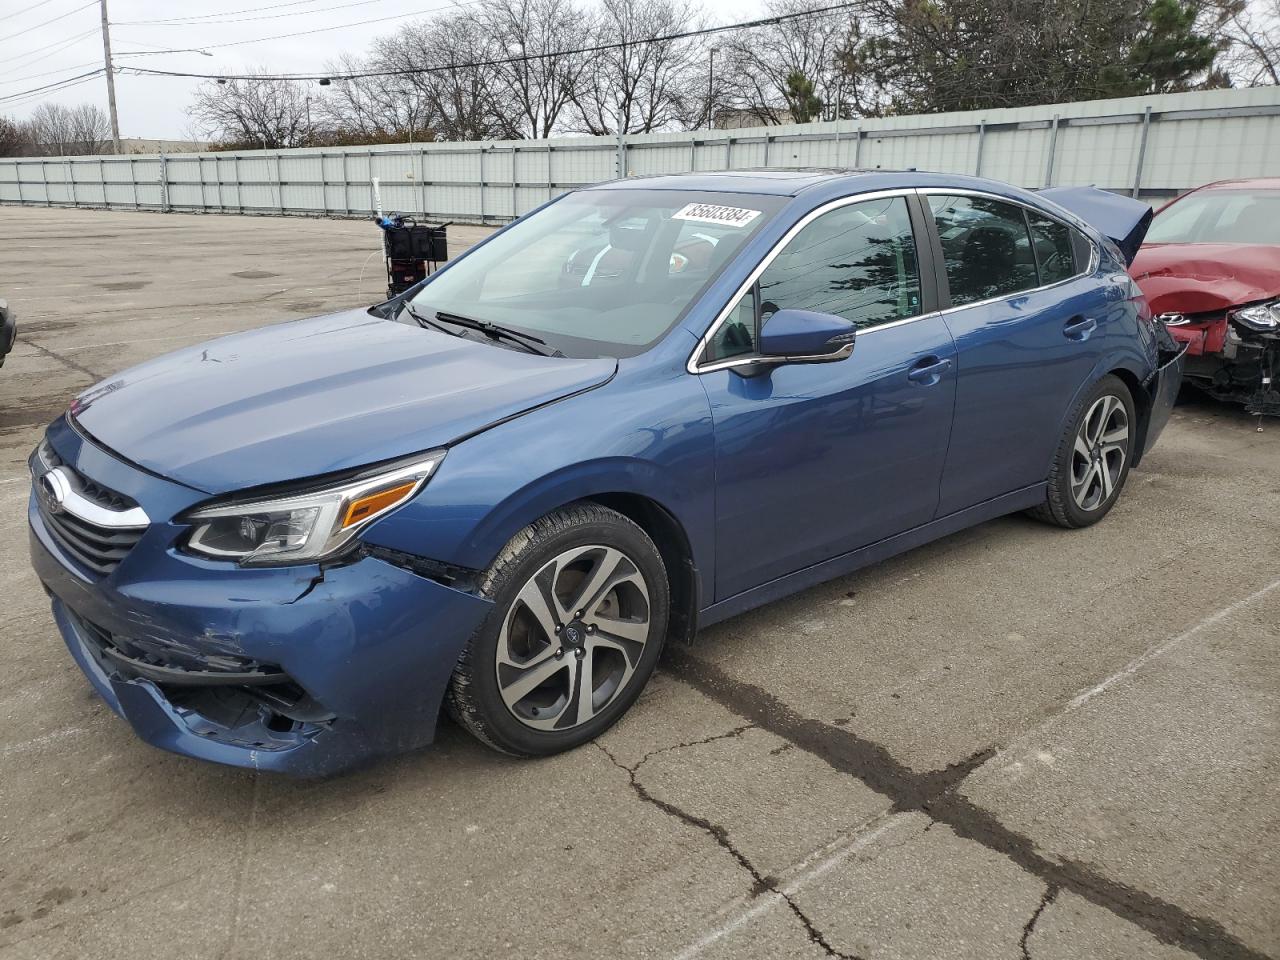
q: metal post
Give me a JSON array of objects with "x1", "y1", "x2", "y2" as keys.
[
  {"x1": 853, "y1": 128, "x2": 863, "y2": 168},
  {"x1": 98, "y1": 157, "x2": 104, "y2": 207},
  {"x1": 234, "y1": 154, "x2": 242, "y2": 213},
  {"x1": 276, "y1": 153, "x2": 284, "y2": 213},
  {"x1": 616, "y1": 130, "x2": 625, "y2": 179},
  {"x1": 340, "y1": 152, "x2": 348, "y2": 214},
  {"x1": 99, "y1": 0, "x2": 121, "y2": 155},
  {"x1": 130, "y1": 156, "x2": 138, "y2": 208},
  {"x1": 763, "y1": 134, "x2": 771, "y2": 167},
  {"x1": 41, "y1": 161, "x2": 49, "y2": 206},
  {"x1": 1043, "y1": 114, "x2": 1060, "y2": 188},
  {"x1": 479, "y1": 148, "x2": 486, "y2": 224},
  {"x1": 1132, "y1": 105, "x2": 1152, "y2": 199},
  {"x1": 833, "y1": 120, "x2": 841, "y2": 166},
  {"x1": 689, "y1": 138, "x2": 696, "y2": 172},
  {"x1": 419, "y1": 147, "x2": 427, "y2": 217},
  {"x1": 546, "y1": 144, "x2": 553, "y2": 202},
  {"x1": 66, "y1": 157, "x2": 76, "y2": 206},
  {"x1": 975, "y1": 121, "x2": 985, "y2": 177},
  {"x1": 159, "y1": 152, "x2": 169, "y2": 211},
  {"x1": 725, "y1": 137, "x2": 732, "y2": 170}
]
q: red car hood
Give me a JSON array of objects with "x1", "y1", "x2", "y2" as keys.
[{"x1": 1130, "y1": 243, "x2": 1280, "y2": 314}]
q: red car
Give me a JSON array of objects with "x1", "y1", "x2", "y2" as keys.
[{"x1": 1130, "y1": 178, "x2": 1280, "y2": 415}]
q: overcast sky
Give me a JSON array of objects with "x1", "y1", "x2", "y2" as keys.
[{"x1": 2, "y1": 0, "x2": 765, "y2": 139}]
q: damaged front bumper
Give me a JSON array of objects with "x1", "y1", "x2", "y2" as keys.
[{"x1": 28, "y1": 420, "x2": 492, "y2": 777}]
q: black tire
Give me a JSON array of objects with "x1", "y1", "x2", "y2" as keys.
[
  {"x1": 1028, "y1": 374, "x2": 1136, "y2": 529},
  {"x1": 446, "y1": 502, "x2": 669, "y2": 756}
]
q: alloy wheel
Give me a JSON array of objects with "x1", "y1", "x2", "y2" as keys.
[
  {"x1": 1070, "y1": 393, "x2": 1129, "y2": 512},
  {"x1": 495, "y1": 544, "x2": 651, "y2": 731}
]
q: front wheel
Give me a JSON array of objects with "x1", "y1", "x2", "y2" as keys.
[
  {"x1": 1029, "y1": 374, "x2": 1136, "y2": 529},
  {"x1": 447, "y1": 503, "x2": 669, "y2": 756}
]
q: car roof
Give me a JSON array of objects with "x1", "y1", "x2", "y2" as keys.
[
  {"x1": 587, "y1": 168, "x2": 1060, "y2": 207},
  {"x1": 591, "y1": 169, "x2": 877, "y2": 196},
  {"x1": 1193, "y1": 177, "x2": 1280, "y2": 192}
]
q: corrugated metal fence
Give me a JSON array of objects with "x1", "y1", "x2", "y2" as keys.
[{"x1": 3, "y1": 87, "x2": 1278, "y2": 222}]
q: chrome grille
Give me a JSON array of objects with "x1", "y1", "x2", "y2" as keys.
[{"x1": 33, "y1": 443, "x2": 148, "y2": 577}]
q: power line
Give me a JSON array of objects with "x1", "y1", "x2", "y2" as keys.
[
  {"x1": 0, "y1": 60, "x2": 103, "y2": 88},
  {"x1": 0, "y1": 68, "x2": 104, "y2": 106},
  {"x1": 116, "y1": 0, "x2": 395, "y2": 27},
  {"x1": 121, "y1": 2, "x2": 864, "y2": 82},
  {"x1": 113, "y1": 0, "x2": 371, "y2": 25},
  {"x1": 0, "y1": 0, "x2": 61, "y2": 24},
  {"x1": 0, "y1": 0, "x2": 95, "y2": 43},
  {"x1": 0, "y1": 26, "x2": 99, "y2": 68}
]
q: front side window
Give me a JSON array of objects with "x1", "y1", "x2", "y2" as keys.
[
  {"x1": 409, "y1": 189, "x2": 784, "y2": 359},
  {"x1": 930, "y1": 195, "x2": 1038, "y2": 306},
  {"x1": 705, "y1": 195, "x2": 922, "y2": 362}
]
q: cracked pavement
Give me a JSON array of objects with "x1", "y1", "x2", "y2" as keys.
[{"x1": 1, "y1": 207, "x2": 1277, "y2": 960}]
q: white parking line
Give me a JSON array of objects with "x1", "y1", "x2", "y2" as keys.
[
  {"x1": 672, "y1": 814, "x2": 909, "y2": 960},
  {"x1": 1065, "y1": 573, "x2": 1280, "y2": 713}
]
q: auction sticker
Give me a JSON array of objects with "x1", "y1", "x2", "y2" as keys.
[{"x1": 672, "y1": 203, "x2": 761, "y2": 227}]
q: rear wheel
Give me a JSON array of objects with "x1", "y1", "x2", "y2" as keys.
[
  {"x1": 447, "y1": 503, "x2": 668, "y2": 756},
  {"x1": 1030, "y1": 374, "x2": 1135, "y2": 529}
]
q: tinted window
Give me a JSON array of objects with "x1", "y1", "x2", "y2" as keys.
[
  {"x1": 706, "y1": 196, "x2": 921, "y2": 363},
  {"x1": 1026, "y1": 211, "x2": 1077, "y2": 284},
  {"x1": 930, "y1": 195, "x2": 1037, "y2": 306}
]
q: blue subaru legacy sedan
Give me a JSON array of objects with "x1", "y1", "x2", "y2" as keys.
[{"x1": 28, "y1": 170, "x2": 1184, "y2": 775}]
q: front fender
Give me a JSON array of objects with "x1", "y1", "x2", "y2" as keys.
[{"x1": 360, "y1": 363, "x2": 717, "y2": 604}]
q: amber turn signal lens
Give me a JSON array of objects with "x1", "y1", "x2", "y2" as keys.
[{"x1": 341, "y1": 481, "x2": 417, "y2": 528}]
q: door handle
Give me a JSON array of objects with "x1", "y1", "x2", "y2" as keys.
[
  {"x1": 907, "y1": 356, "x2": 952, "y2": 384},
  {"x1": 1063, "y1": 316, "x2": 1097, "y2": 341}
]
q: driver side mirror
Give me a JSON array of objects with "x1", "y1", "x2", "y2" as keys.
[{"x1": 757, "y1": 308, "x2": 856, "y2": 364}]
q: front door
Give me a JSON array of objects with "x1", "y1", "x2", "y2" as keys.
[{"x1": 696, "y1": 193, "x2": 958, "y2": 601}]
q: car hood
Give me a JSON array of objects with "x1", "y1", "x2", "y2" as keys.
[
  {"x1": 1129, "y1": 243, "x2": 1280, "y2": 314},
  {"x1": 70, "y1": 309, "x2": 617, "y2": 494}
]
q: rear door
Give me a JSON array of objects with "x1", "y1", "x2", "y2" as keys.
[{"x1": 923, "y1": 192, "x2": 1110, "y2": 515}]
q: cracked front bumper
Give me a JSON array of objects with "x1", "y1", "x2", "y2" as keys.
[{"x1": 27, "y1": 434, "x2": 493, "y2": 776}]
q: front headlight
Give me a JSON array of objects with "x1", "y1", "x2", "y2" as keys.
[
  {"x1": 1230, "y1": 300, "x2": 1280, "y2": 333},
  {"x1": 183, "y1": 450, "x2": 445, "y2": 565}
]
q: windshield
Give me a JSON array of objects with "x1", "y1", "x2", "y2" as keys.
[
  {"x1": 1145, "y1": 189, "x2": 1280, "y2": 245},
  {"x1": 407, "y1": 189, "x2": 784, "y2": 358}
]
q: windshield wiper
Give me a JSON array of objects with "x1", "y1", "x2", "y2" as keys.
[
  {"x1": 400, "y1": 300, "x2": 456, "y2": 335},
  {"x1": 434, "y1": 311, "x2": 563, "y2": 358}
]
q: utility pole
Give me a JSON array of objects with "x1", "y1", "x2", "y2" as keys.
[{"x1": 99, "y1": 0, "x2": 121, "y2": 155}]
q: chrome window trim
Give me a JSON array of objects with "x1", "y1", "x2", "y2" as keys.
[
  {"x1": 687, "y1": 188, "x2": 919, "y2": 375},
  {"x1": 916, "y1": 187, "x2": 1100, "y2": 316}
]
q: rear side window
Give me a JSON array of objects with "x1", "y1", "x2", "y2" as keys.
[
  {"x1": 929, "y1": 195, "x2": 1038, "y2": 306},
  {"x1": 1026, "y1": 211, "x2": 1077, "y2": 285}
]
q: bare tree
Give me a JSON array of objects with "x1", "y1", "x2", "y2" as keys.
[
  {"x1": 475, "y1": 0, "x2": 596, "y2": 138},
  {"x1": 0, "y1": 115, "x2": 31, "y2": 157},
  {"x1": 373, "y1": 13, "x2": 511, "y2": 141},
  {"x1": 26, "y1": 103, "x2": 77, "y2": 154},
  {"x1": 716, "y1": 0, "x2": 865, "y2": 125},
  {"x1": 187, "y1": 69, "x2": 313, "y2": 149},
  {"x1": 319, "y1": 52, "x2": 435, "y2": 142},
  {"x1": 1212, "y1": 0, "x2": 1280, "y2": 84},
  {"x1": 569, "y1": 0, "x2": 705, "y2": 134},
  {"x1": 66, "y1": 103, "x2": 112, "y2": 154}
]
